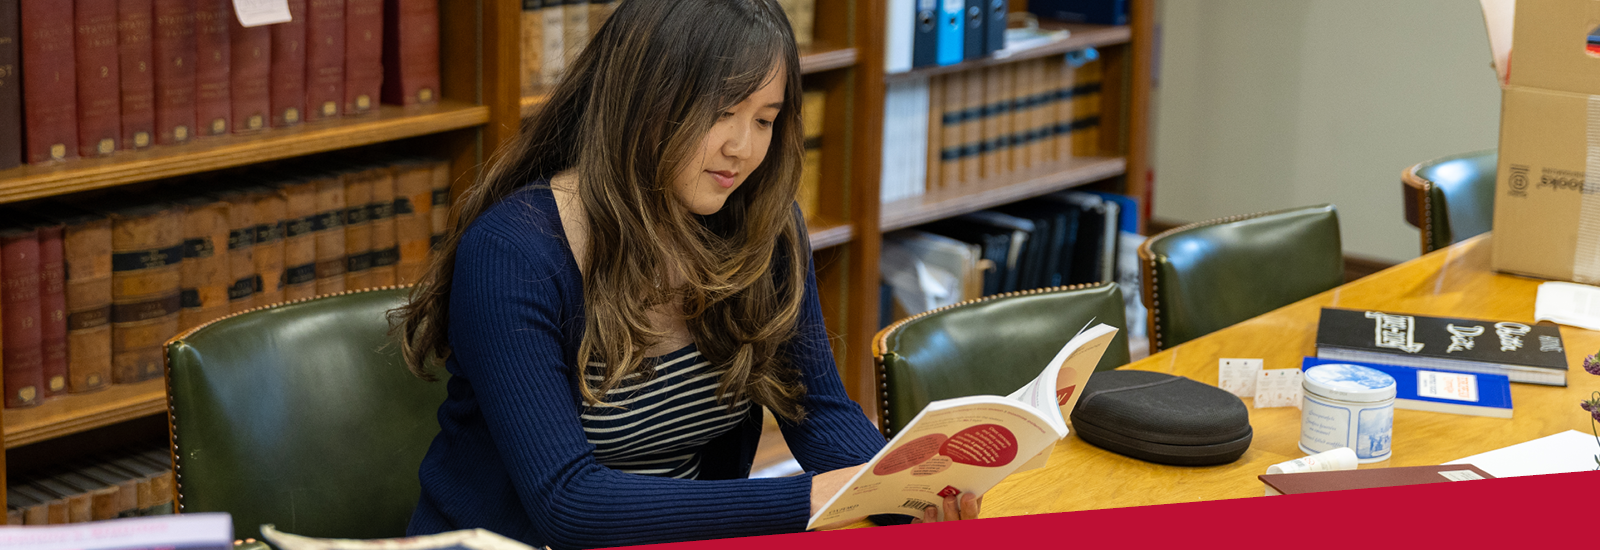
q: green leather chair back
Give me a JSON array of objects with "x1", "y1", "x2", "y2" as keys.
[
  {"x1": 165, "y1": 287, "x2": 446, "y2": 540},
  {"x1": 1139, "y1": 205, "x2": 1342, "y2": 352},
  {"x1": 873, "y1": 282, "x2": 1130, "y2": 437},
  {"x1": 1403, "y1": 149, "x2": 1496, "y2": 254}
]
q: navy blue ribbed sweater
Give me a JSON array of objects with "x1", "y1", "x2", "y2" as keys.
[{"x1": 407, "y1": 185, "x2": 888, "y2": 549}]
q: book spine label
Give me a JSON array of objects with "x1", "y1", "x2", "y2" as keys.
[
  {"x1": 368, "y1": 167, "x2": 397, "y2": 286},
  {"x1": 229, "y1": 16, "x2": 270, "y2": 132},
  {"x1": 36, "y1": 225, "x2": 68, "y2": 396},
  {"x1": 281, "y1": 181, "x2": 317, "y2": 300},
  {"x1": 304, "y1": 0, "x2": 345, "y2": 121},
  {"x1": 343, "y1": 0, "x2": 380, "y2": 114},
  {"x1": 116, "y1": 0, "x2": 155, "y2": 149},
  {"x1": 3, "y1": 230, "x2": 44, "y2": 407},
  {"x1": 343, "y1": 171, "x2": 374, "y2": 290},
  {"x1": 75, "y1": 0, "x2": 121, "y2": 157},
  {"x1": 22, "y1": 0, "x2": 79, "y2": 163},
  {"x1": 0, "y1": 0, "x2": 19, "y2": 169},
  {"x1": 193, "y1": 0, "x2": 230, "y2": 136},
  {"x1": 393, "y1": 163, "x2": 431, "y2": 284},
  {"x1": 62, "y1": 216, "x2": 113, "y2": 392},
  {"x1": 151, "y1": 0, "x2": 195, "y2": 145},
  {"x1": 251, "y1": 191, "x2": 287, "y2": 308},
  {"x1": 270, "y1": 0, "x2": 306, "y2": 126},
  {"x1": 313, "y1": 177, "x2": 347, "y2": 294},
  {"x1": 380, "y1": 0, "x2": 438, "y2": 105},
  {"x1": 110, "y1": 209, "x2": 182, "y2": 383},
  {"x1": 178, "y1": 201, "x2": 230, "y2": 331}
]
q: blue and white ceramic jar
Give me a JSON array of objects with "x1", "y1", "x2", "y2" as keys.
[{"x1": 1299, "y1": 364, "x2": 1396, "y2": 463}]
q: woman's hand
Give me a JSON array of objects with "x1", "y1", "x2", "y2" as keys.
[
  {"x1": 913, "y1": 492, "x2": 982, "y2": 523},
  {"x1": 809, "y1": 465, "x2": 866, "y2": 529}
]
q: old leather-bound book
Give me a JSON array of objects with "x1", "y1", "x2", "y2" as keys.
[
  {"x1": 106, "y1": 200, "x2": 182, "y2": 384},
  {"x1": 75, "y1": 0, "x2": 121, "y2": 157},
  {"x1": 194, "y1": 0, "x2": 231, "y2": 137},
  {"x1": 248, "y1": 184, "x2": 288, "y2": 308},
  {"x1": 304, "y1": 0, "x2": 345, "y2": 122},
  {"x1": 202, "y1": 187, "x2": 256, "y2": 313},
  {"x1": 26, "y1": 215, "x2": 69, "y2": 397},
  {"x1": 270, "y1": 0, "x2": 306, "y2": 127},
  {"x1": 311, "y1": 170, "x2": 347, "y2": 294},
  {"x1": 275, "y1": 173, "x2": 318, "y2": 301},
  {"x1": 35, "y1": 203, "x2": 112, "y2": 393},
  {"x1": 117, "y1": 0, "x2": 155, "y2": 150},
  {"x1": 341, "y1": 165, "x2": 374, "y2": 290},
  {"x1": 367, "y1": 164, "x2": 398, "y2": 286},
  {"x1": 391, "y1": 159, "x2": 431, "y2": 284},
  {"x1": 380, "y1": 0, "x2": 439, "y2": 106},
  {"x1": 21, "y1": 0, "x2": 78, "y2": 163},
  {"x1": 0, "y1": 0, "x2": 19, "y2": 168},
  {"x1": 175, "y1": 195, "x2": 231, "y2": 331},
  {"x1": 518, "y1": 0, "x2": 540, "y2": 98},
  {"x1": 430, "y1": 158, "x2": 450, "y2": 249},
  {"x1": 343, "y1": 0, "x2": 381, "y2": 115},
  {"x1": 152, "y1": 0, "x2": 196, "y2": 145},
  {"x1": 1, "y1": 223, "x2": 44, "y2": 407},
  {"x1": 229, "y1": 11, "x2": 271, "y2": 133}
]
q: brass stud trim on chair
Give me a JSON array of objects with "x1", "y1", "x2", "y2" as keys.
[
  {"x1": 871, "y1": 281, "x2": 1115, "y2": 438},
  {"x1": 1137, "y1": 206, "x2": 1320, "y2": 354},
  {"x1": 162, "y1": 284, "x2": 416, "y2": 512}
]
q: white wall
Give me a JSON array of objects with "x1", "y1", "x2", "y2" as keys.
[{"x1": 1152, "y1": 0, "x2": 1502, "y2": 263}]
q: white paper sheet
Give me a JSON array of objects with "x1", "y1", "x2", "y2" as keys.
[
  {"x1": 1535, "y1": 281, "x2": 1600, "y2": 331},
  {"x1": 1445, "y1": 430, "x2": 1599, "y2": 478},
  {"x1": 233, "y1": 0, "x2": 292, "y2": 27}
]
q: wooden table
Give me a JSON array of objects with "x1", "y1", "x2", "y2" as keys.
[{"x1": 980, "y1": 234, "x2": 1600, "y2": 517}]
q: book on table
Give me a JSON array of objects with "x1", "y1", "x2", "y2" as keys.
[
  {"x1": 1258, "y1": 464, "x2": 1495, "y2": 496},
  {"x1": 807, "y1": 323, "x2": 1117, "y2": 529},
  {"x1": 1314, "y1": 307, "x2": 1568, "y2": 386}
]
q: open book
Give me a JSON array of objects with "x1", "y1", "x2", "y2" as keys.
[{"x1": 807, "y1": 324, "x2": 1118, "y2": 529}]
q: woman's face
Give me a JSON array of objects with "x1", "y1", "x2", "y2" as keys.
[{"x1": 670, "y1": 66, "x2": 786, "y2": 216}]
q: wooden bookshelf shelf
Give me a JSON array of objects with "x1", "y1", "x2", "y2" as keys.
[
  {"x1": 880, "y1": 156, "x2": 1127, "y2": 232},
  {"x1": 519, "y1": 46, "x2": 859, "y2": 118},
  {"x1": 884, "y1": 24, "x2": 1132, "y2": 83},
  {"x1": 4, "y1": 379, "x2": 166, "y2": 449},
  {"x1": 0, "y1": 100, "x2": 489, "y2": 205},
  {"x1": 808, "y1": 219, "x2": 854, "y2": 250}
]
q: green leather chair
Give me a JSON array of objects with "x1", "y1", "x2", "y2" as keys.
[
  {"x1": 164, "y1": 286, "x2": 446, "y2": 540},
  {"x1": 872, "y1": 282, "x2": 1130, "y2": 437},
  {"x1": 1402, "y1": 149, "x2": 1496, "y2": 255},
  {"x1": 1138, "y1": 204, "x2": 1342, "y2": 353}
]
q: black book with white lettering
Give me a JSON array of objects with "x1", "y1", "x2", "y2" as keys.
[{"x1": 1314, "y1": 307, "x2": 1568, "y2": 387}]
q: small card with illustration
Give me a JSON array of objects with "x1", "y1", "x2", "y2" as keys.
[
  {"x1": 1254, "y1": 369, "x2": 1303, "y2": 409},
  {"x1": 1218, "y1": 358, "x2": 1263, "y2": 398}
]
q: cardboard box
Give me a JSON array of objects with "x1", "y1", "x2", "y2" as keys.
[{"x1": 1488, "y1": 0, "x2": 1600, "y2": 283}]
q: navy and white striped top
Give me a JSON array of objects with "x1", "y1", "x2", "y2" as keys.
[{"x1": 582, "y1": 345, "x2": 751, "y2": 479}]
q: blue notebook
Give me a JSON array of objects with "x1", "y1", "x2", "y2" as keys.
[{"x1": 1301, "y1": 357, "x2": 1513, "y2": 419}]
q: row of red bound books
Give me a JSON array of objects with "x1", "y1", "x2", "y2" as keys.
[
  {"x1": 0, "y1": 0, "x2": 441, "y2": 169},
  {"x1": 0, "y1": 153, "x2": 452, "y2": 409}
]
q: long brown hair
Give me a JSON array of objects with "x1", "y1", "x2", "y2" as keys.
[{"x1": 394, "y1": 0, "x2": 811, "y2": 421}]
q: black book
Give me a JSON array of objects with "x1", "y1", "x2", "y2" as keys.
[
  {"x1": 962, "y1": 0, "x2": 984, "y2": 60},
  {"x1": 985, "y1": 0, "x2": 1006, "y2": 54},
  {"x1": 1314, "y1": 307, "x2": 1569, "y2": 386},
  {"x1": 1045, "y1": 192, "x2": 1108, "y2": 285},
  {"x1": 956, "y1": 211, "x2": 1033, "y2": 294},
  {"x1": 912, "y1": 0, "x2": 938, "y2": 68},
  {"x1": 997, "y1": 200, "x2": 1069, "y2": 291}
]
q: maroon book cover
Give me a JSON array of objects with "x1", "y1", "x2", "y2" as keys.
[
  {"x1": 304, "y1": 0, "x2": 344, "y2": 122},
  {"x1": 229, "y1": 12, "x2": 270, "y2": 133},
  {"x1": 2, "y1": 225, "x2": 44, "y2": 408},
  {"x1": 117, "y1": 0, "x2": 155, "y2": 150},
  {"x1": 152, "y1": 0, "x2": 196, "y2": 145},
  {"x1": 0, "y1": 0, "x2": 21, "y2": 169},
  {"x1": 380, "y1": 0, "x2": 437, "y2": 106},
  {"x1": 76, "y1": 0, "x2": 121, "y2": 157},
  {"x1": 343, "y1": 0, "x2": 380, "y2": 115},
  {"x1": 193, "y1": 0, "x2": 229, "y2": 137},
  {"x1": 34, "y1": 222, "x2": 68, "y2": 397},
  {"x1": 21, "y1": 0, "x2": 79, "y2": 163},
  {"x1": 270, "y1": 0, "x2": 305, "y2": 127}
]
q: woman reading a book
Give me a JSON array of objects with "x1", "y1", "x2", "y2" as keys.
[{"x1": 394, "y1": 1, "x2": 979, "y2": 547}]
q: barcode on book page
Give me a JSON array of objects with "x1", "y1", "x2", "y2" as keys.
[{"x1": 900, "y1": 498, "x2": 938, "y2": 512}]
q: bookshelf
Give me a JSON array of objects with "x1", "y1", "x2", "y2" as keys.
[{"x1": 0, "y1": 1, "x2": 520, "y2": 511}]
